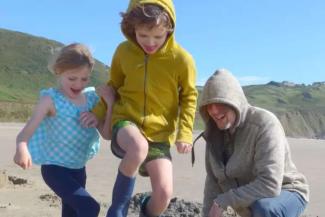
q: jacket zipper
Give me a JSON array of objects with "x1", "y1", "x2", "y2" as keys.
[{"x1": 141, "y1": 54, "x2": 149, "y2": 129}]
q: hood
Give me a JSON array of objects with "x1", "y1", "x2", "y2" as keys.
[
  {"x1": 199, "y1": 69, "x2": 249, "y2": 129},
  {"x1": 123, "y1": 0, "x2": 176, "y2": 54}
]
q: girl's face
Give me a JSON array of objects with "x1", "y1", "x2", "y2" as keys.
[
  {"x1": 135, "y1": 24, "x2": 169, "y2": 54},
  {"x1": 207, "y1": 103, "x2": 237, "y2": 130},
  {"x1": 57, "y1": 65, "x2": 91, "y2": 99}
]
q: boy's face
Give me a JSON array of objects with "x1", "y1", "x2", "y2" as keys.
[
  {"x1": 135, "y1": 24, "x2": 169, "y2": 54},
  {"x1": 207, "y1": 103, "x2": 237, "y2": 130}
]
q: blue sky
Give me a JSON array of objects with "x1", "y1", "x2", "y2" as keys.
[{"x1": 1, "y1": 0, "x2": 324, "y2": 86}]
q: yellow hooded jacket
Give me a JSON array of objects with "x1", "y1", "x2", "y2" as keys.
[{"x1": 92, "y1": 0, "x2": 197, "y2": 144}]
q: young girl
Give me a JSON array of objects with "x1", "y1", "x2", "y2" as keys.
[
  {"x1": 13, "y1": 43, "x2": 114, "y2": 217},
  {"x1": 92, "y1": 1, "x2": 198, "y2": 217}
]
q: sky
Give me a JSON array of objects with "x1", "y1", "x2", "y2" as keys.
[{"x1": 1, "y1": 0, "x2": 324, "y2": 86}]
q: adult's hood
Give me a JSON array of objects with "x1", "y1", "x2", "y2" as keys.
[
  {"x1": 123, "y1": 0, "x2": 176, "y2": 54},
  {"x1": 199, "y1": 69, "x2": 249, "y2": 129}
]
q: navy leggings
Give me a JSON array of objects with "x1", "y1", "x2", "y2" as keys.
[{"x1": 41, "y1": 165, "x2": 100, "y2": 217}]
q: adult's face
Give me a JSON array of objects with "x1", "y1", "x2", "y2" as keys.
[{"x1": 207, "y1": 103, "x2": 236, "y2": 130}]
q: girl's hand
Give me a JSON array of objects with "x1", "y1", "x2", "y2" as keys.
[
  {"x1": 80, "y1": 112, "x2": 99, "y2": 128},
  {"x1": 175, "y1": 142, "x2": 192, "y2": 154},
  {"x1": 96, "y1": 85, "x2": 115, "y2": 105},
  {"x1": 14, "y1": 143, "x2": 32, "y2": 169}
]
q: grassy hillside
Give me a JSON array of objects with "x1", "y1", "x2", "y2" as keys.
[
  {"x1": 0, "y1": 28, "x2": 108, "y2": 103},
  {"x1": 244, "y1": 83, "x2": 325, "y2": 138},
  {"x1": 244, "y1": 83, "x2": 325, "y2": 112}
]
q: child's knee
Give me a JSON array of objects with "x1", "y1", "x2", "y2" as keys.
[
  {"x1": 128, "y1": 139, "x2": 148, "y2": 162},
  {"x1": 155, "y1": 187, "x2": 173, "y2": 205}
]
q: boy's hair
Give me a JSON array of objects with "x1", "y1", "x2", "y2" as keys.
[
  {"x1": 49, "y1": 43, "x2": 94, "y2": 75},
  {"x1": 121, "y1": 4, "x2": 174, "y2": 42}
]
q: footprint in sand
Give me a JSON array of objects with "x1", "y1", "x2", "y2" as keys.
[
  {"x1": 8, "y1": 175, "x2": 28, "y2": 185},
  {"x1": 0, "y1": 170, "x2": 30, "y2": 188},
  {"x1": 39, "y1": 194, "x2": 60, "y2": 208}
]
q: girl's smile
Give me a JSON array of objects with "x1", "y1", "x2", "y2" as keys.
[{"x1": 58, "y1": 66, "x2": 91, "y2": 101}]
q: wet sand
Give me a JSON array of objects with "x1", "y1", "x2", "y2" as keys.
[{"x1": 0, "y1": 123, "x2": 324, "y2": 216}]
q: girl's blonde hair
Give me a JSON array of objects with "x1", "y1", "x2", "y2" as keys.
[{"x1": 49, "y1": 43, "x2": 94, "y2": 75}]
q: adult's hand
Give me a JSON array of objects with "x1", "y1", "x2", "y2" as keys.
[{"x1": 208, "y1": 202, "x2": 224, "y2": 217}]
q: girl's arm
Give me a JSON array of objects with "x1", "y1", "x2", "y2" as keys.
[
  {"x1": 80, "y1": 85, "x2": 115, "y2": 140},
  {"x1": 14, "y1": 96, "x2": 54, "y2": 169}
]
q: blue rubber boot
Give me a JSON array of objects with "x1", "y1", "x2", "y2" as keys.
[{"x1": 106, "y1": 170, "x2": 135, "y2": 217}]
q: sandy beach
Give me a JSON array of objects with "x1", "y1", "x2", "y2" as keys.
[{"x1": 0, "y1": 123, "x2": 324, "y2": 217}]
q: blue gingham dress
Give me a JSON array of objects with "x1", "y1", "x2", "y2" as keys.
[{"x1": 28, "y1": 87, "x2": 100, "y2": 169}]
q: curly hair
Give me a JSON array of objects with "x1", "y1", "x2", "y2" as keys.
[{"x1": 121, "y1": 4, "x2": 174, "y2": 42}]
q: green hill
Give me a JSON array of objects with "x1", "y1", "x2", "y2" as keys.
[
  {"x1": 1, "y1": 28, "x2": 325, "y2": 139},
  {"x1": 0, "y1": 28, "x2": 108, "y2": 103},
  {"x1": 244, "y1": 82, "x2": 325, "y2": 139},
  {"x1": 0, "y1": 28, "x2": 108, "y2": 121}
]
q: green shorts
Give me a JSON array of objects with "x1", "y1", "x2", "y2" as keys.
[{"x1": 111, "y1": 120, "x2": 172, "y2": 177}]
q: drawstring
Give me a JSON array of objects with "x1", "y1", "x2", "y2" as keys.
[{"x1": 191, "y1": 131, "x2": 204, "y2": 167}]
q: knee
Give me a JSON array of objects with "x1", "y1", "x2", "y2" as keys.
[
  {"x1": 251, "y1": 199, "x2": 277, "y2": 217},
  {"x1": 127, "y1": 139, "x2": 148, "y2": 163},
  {"x1": 154, "y1": 186, "x2": 173, "y2": 206}
]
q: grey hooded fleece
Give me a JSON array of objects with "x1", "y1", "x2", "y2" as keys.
[{"x1": 199, "y1": 69, "x2": 309, "y2": 216}]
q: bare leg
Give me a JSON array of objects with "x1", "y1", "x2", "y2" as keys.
[
  {"x1": 106, "y1": 125, "x2": 148, "y2": 217},
  {"x1": 145, "y1": 158, "x2": 173, "y2": 216},
  {"x1": 117, "y1": 125, "x2": 148, "y2": 176}
]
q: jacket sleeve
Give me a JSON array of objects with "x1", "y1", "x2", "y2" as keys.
[
  {"x1": 92, "y1": 47, "x2": 124, "y2": 120},
  {"x1": 176, "y1": 53, "x2": 198, "y2": 144},
  {"x1": 214, "y1": 117, "x2": 286, "y2": 209}
]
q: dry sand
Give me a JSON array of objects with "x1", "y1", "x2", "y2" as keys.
[{"x1": 0, "y1": 123, "x2": 324, "y2": 217}]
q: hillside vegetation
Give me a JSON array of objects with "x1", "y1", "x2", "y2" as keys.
[
  {"x1": 244, "y1": 83, "x2": 325, "y2": 139},
  {"x1": 1, "y1": 28, "x2": 325, "y2": 139},
  {"x1": 0, "y1": 28, "x2": 108, "y2": 103}
]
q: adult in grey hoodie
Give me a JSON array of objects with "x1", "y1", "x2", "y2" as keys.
[{"x1": 198, "y1": 69, "x2": 309, "y2": 217}]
